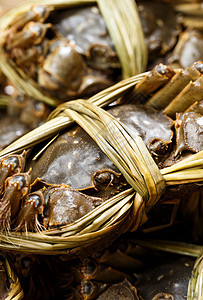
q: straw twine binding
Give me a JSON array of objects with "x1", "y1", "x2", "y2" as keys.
[
  {"x1": 0, "y1": 0, "x2": 147, "y2": 106},
  {"x1": 0, "y1": 70, "x2": 202, "y2": 255},
  {"x1": 3, "y1": 258, "x2": 24, "y2": 300}
]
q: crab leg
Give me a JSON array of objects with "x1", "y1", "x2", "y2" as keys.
[
  {"x1": 0, "y1": 169, "x2": 31, "y2": 231},
  {"x1": 6, "y1": 22, "x2": 51, "y2": 50},
  {"x1": 80, "y1": 258, "x2": 129, "y2": 283},
  {"x1": 7, "y1": 6, "x2": 52, "y2": 31},
  {"x1": 185, "y1": 99, "x2": 203, "y2": 114},
  {"x1": 164, "y1": 76, "x2": 203, "y2": 118},
  {"x1": 122, "y1": 64, "x2": 175, "y2": 104},
  {"x1": 0, "y1": 151, "x2": 26, "y2": 194},
  {"x1": 14, "y1": 189, "x2": 45, "y2": 232},
  {"x1": 146, "y1": 61, "x2": 203, "y2": 110}
]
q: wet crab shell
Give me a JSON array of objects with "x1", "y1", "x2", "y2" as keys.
[
  {"x1": 135, "y1": 256, "x2": 195, "y2": 300},
  {"x1": 37, "y1": 1, "x2": 181, "y2": 67},
  {"x1": 0, "y1": 113, "x2": 31, "y2": 151},
  {"x1": 51, "y1": 5, "x2": 119, "y2": 71},
  {"x1": 29, "y1": 104, "x2": 174, "y2": 190}
]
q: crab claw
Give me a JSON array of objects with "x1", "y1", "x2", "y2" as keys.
[
  {"x1": 0, "y1": 168, "x2": 31, "y2": 232},
  {"x1": 0, "y1": 151, "x2": 26, "y2": 194}
]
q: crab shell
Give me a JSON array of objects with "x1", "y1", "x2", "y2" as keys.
[
  {"x1": 54, "y1": 2, "x2": 180, "y2": 65},
  {"x1": 136, "y1": 256, "x2": 195, "y2": 300},
  {"x1": 29, "y1": 104, "x2": 174, "y2": 190},
  {"x1": 0, "y1": 114, "x2": 30, "y2": 151},
  {"x1": 52, "y1": 5, "x2": 119, "y2": 71}
]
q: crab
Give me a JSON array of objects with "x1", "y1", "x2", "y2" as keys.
[
  {"x1": 1, "y1": 2, "x2": 183, "y2": 101},
  {"x1": 0, "y1": 102, "x2": 174, "y2": 233},
  {"x1": 7, "y1": 234, "x2": 197, "y2": 300},
  {"x1": 0, "y1": 62, "x2": 202, "y2": 235},
  {"x1": 2, "y1": 5, "x2": 119, "y2": 100}
]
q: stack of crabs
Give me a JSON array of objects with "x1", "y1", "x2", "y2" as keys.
[{"x1": 0, "y1": 1, "x2": 202, "y2": 299}]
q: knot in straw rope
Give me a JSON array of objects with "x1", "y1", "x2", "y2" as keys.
[{"x1": 48, "y1": 99, "x2": 166, "y2": 208}]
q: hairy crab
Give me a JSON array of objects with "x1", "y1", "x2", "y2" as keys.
[
  {"x1": 0, "y1": 62, "x2": 202, "y2": 237},
  {"x1": 7, "y1": 235, "x2": 197, "y2": 300},
  {"x1": 1, "y1": 1, "x2": 182, "y2": 102},
  {"x1": 0, "y1": 102, "x2": 174, "y2": 232},
  {"x1": 0, "y1": 58, "x2": 202, "y2": 299}
]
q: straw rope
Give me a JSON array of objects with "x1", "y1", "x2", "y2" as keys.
[
  {"x1": 3, "y1": 259, "x2": 24, "y2": 300},
  {"x1": 187, "y1": 253, "x2": 203, "y2": 300}
]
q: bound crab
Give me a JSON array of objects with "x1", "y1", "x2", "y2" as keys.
[
  {"x1": 0, "y1": 63, "x2": 202, "y2": 244},
  {"x1": 0, "y1": 0, "x2": 185, "y2": 103}
]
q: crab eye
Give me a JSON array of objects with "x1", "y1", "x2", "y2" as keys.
[
  {"x1": 81, "y1": 259, "x2": 96, "y2": 277},
  {"x1": 156, "y1": 64, "x2": 168, "y2": 75},
  {"x1": 33, "y1": 6, "x2": 47, "y2": 18},
  {"x1": 27, "y1": 194, "x2": 42, "y2": 207},
  {"x1": 81, "y1": 281, "x2": 93, "y2": 296},
  {"x1": 3, "y1": 156, "x2": 19, "y2": 170},
  {"x1": 195, "y1": 62, "x2": 203, "y2": 74},
  {"x1": 9, "y1": 175, "x2": 27, "y2": 188},
  {"x1": 28, "y1": 23, "x2": 43, "y2": 37},
  {"x1": 34, "y1": 101, "x2": 45, "y2": 112},
  {"x1": 94, "y1": 172, "x2": 111, "y2": 184}
]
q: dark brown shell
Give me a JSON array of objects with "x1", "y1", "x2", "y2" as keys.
[
  {"x1": 0, "y1": 115, "x2": 30, "y2": 151},
  {"x1": 52, "y1": 6, "x2": 117, "y2": 65},
  {"x1": 136, "y1": 256, "x2": 195, "y2": 300},
  {"x1": 29, "y1": 104, "x2": 174, "y2": 189},
  {"x1": 43, "y1": 185, "x2": 102, "y2": 227},
  {"x1": 53, "y1": 2, "x2": 180, "y2": 65}
]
